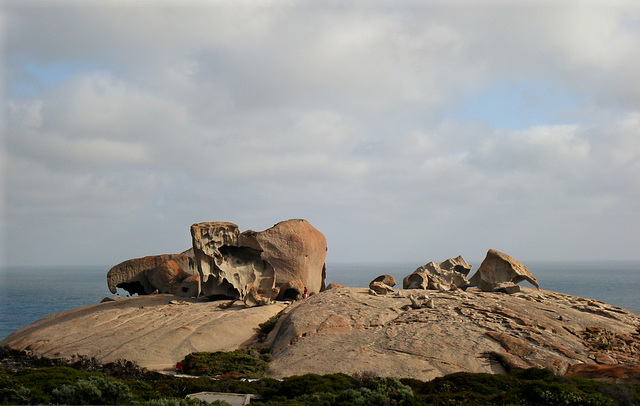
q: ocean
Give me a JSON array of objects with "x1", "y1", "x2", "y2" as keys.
[{"x1": 1, "y1": 261, "x2": 639, "y2": 342}]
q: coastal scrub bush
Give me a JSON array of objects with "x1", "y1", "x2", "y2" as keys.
[
  {"x1": 51, "y1": 375, "x2": 133, "y2": 405},
  {"x1": 143, "y1": 398, "x2": 224, "y2": 406},
  {"x1": 278, "y1": 373, "x2": 358, "y2": 398},
  {"x1": 258, "y1": 315, "x2": 280, "y2": 340},
  {"x1": 181, "y1": 349, "x2": 271, "y2": 378}
]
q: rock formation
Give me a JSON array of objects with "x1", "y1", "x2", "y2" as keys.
[
  {"x1": 468, "y1": 249, "x2": 539, "y2": 293},
  {"x1": 0, "y1": 295, "x2": 287, "y2": 370},
  {"x1": 405, "y1": 256, "x2": 472, "y2": 291},
  {"x1": 107, "y1": 219, "x2": 327, "y2": 306},
  {"x1": 2, "y1": 286, "x2": 638, "y2": 383},
  {"x1": 264, "y1": 287, "x2": 640, "y2": 381},
  {"x1": 107, "y1": 254, "x2": 198, "y2": 296},
  {"x1": 190, "y1": 219, "x2": 327, "y2": 303}
]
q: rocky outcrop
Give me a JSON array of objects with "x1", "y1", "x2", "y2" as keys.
[
  {"x1": 190, "y1": 219, "x2": 327, "y2": 303},
  {"x1": 0, "y1": 295, "x2": 287, "y2": 370},
  {"x1": 407, "y1": 256, "x2": 472, "y2": 291},
  {"x1": 107, "y1": 219, "x2": 327, "y2": 305},
  {"x1": 2, "y1": 287, "x2": 638, "y2": 382},
  {"x1": 468, "y1": 249, "x2": 539, "y2": 293},
  {"x1": 264, "y1": 287, "x2": 640, "y2": 381},
  {"x1": 107, "y1": 254, "x2": 198, "y2": 296}
]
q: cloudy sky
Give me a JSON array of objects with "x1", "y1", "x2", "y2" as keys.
[{"x1": 1, "y1": 0, "x2": 639, "y2": 268}]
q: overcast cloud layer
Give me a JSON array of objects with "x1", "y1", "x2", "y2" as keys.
[{"x1": 1, "y1": 1, "x2": 639, "y2": 267}]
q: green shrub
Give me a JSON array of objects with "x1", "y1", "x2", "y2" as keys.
[
  {"x1": 142, "y1": 397, "x2": 224, "y2": 406},
  {"x1": 51, "y1": 375, "x2": 133, "y2": 405},
  {"x1": 279, "y1": 373, "x2": 358, "y2": 398},
  {"x1": 258, "y1": 315, "x2": 280, "y2": 340},
  {"x1": 181, "y1": 349, "x2": 271, "y2": 379}
]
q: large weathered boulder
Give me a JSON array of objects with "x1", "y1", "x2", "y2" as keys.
[
  {"x1": 191, "y1": 219, "x2": 327, "y2": 303},
  {"x1": 468, "y1": 249, "x2": 539, "y2": 294},
  {"x1": 107, "y1": 254, "x2": 198, "y2": 295},
  {"x1": 410, "y1": 256, "x2": 472, "y2": 291}
]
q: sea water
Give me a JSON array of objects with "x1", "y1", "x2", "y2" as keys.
[{"x1": 1, "y1": 261, "x2": 639, "y2": 341}]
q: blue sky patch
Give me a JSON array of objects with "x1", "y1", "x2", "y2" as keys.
[{"x1": 450, "y1": 79, "x2": 582, "y2": 130}]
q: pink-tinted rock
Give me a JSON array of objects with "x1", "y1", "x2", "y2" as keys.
[
  {"x1": 107, "y1": 254, "x2": 197, "y2": 295},
  {"x1": 146, "y1": 260, "x2": 189, "y2": 294},
  {"x1": 565, "y1": 364, "x2": 640, "y2": 384},
  {"x1": 177, "y1": 274, "x2": 201, "y2": 298},
  {"x1": 325, "y1": 283, "x2": 343, "y2": 290}
]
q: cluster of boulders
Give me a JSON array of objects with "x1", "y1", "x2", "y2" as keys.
[
  {"x1": 368, "y1": 249, "x2": 539, "y2": 296},
  {"x1": 107, "y1": 218, "x2": 536, "y2": 308},
  {"x1": 107, "y1": 219, "x2": 327, "y2": 307}
]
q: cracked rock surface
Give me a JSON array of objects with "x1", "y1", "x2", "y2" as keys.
[{"x1": 264, "y1": 287, "x2": 639, "y2": 381}]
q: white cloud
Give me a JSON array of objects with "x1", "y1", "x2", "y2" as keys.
[{"x1": 2, "y1": 2, "x2": 640, "y2": 265}]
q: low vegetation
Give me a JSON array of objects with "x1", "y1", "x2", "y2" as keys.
[
  {"x1": 257, "y1": 314, "x2": 280, "y2": 340},
  {"x1": 181, "y1": 349, "x2": 272, "y2": 378},
  {"x1": 1, "y1": 346, "x2": 638, "y2": 405}
]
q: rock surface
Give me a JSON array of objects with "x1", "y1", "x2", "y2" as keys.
[
  {"x1": 2, "y1": 287, "x2": 638, "y2": 382},
  {"x1": 0, "y1": 295, "x2": 286, "y2": 371},
  {"x1": 190, "y1": 219, "x2": 327, "y2": 302},
  {"x1": 468, "y1": 249, "x2": 539, "y2": 293},
  {"x1": 264, "y1": 287, "x2": 639, "y2": 381}
]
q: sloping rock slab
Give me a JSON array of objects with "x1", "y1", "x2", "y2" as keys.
[
  {"x1": 1, "y1": 295, "x2": 287, "y2": 371},
  {"x1": 265, "y1": 287, "x2": 639, "y2": 381}
]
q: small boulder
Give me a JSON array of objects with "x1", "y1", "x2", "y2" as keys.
[
  {"x1": 369, "y1": 281, "x2": 395, "y2": 295},
  {"x1": 324, "y1": 283, "x2": 343, "y2": 291},
  {"x1": 402, "y1": 271, "x2": 429, "y2": 289},
  {"x1": 244, "y1": 286, "x2": 273, "y2": 307},
  {"x1": 468, "y1": 249, "x2": 539, "y2": 293},
  {"x1": 370, "y1": 274, "x2": 396, "y2": 287}
]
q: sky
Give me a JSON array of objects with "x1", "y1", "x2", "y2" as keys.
[{"x1": 1, "y1": 0, "x2": 639, "y2": 268}]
